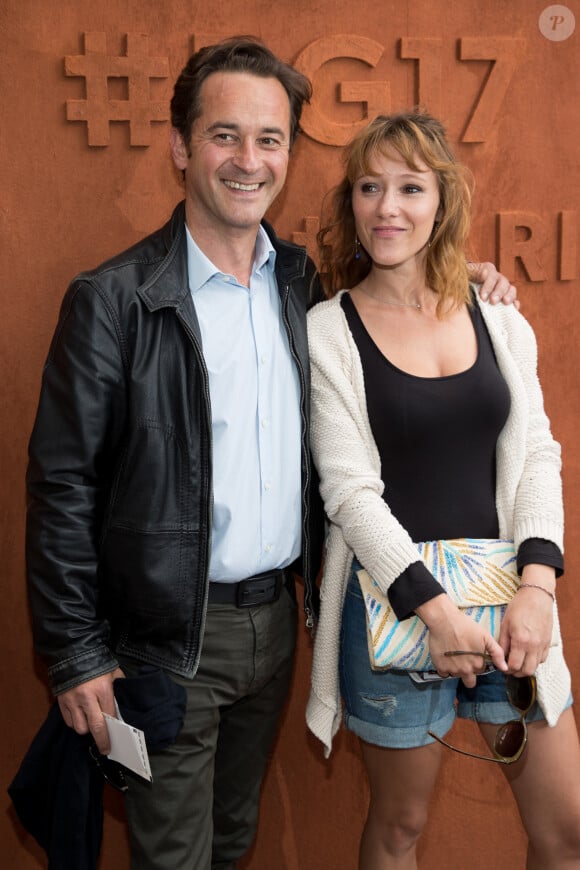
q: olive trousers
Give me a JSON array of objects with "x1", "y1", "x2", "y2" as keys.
[{"x1": 122, "y1": 585, "x2": 297, "y2": 870}]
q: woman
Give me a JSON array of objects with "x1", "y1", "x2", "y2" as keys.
[{"x1": 306, "y1": 111, "x2": 580, "y2": 869}]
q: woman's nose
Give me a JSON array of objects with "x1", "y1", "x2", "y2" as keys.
[{"x1": 377, "y1": 188, "x2": 400, "y2": 216}]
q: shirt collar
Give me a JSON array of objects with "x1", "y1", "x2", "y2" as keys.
[{"x1": 186, "y1": 224, "x2": 276, "y2": 295}]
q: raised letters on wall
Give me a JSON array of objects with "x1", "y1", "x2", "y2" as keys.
[{"x1": 62, "y1": 31, "x2": 578, "y2": 282}]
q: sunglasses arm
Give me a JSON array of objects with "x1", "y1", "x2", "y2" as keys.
[{"x1": 427, "y1": 730, "x2": 509, "y2": 764}]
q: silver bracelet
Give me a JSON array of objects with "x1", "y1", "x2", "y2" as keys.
[{"x1": 517, "y1": 582, "x2": 555, "y2": 602}]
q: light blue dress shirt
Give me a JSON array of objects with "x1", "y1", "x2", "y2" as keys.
[{"x1": 186, "y1": 225, "x2": 302, "y2": 582}]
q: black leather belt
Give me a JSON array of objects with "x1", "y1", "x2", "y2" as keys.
[{"x1": 208, "y1": 569, "x2": 290, "y2": 608}]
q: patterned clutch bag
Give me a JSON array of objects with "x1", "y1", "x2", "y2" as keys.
[{"x1": 357, "y1": 538, "x2": 519, "y2": 672}]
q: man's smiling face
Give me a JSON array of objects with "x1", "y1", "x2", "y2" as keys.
[{"x1": 171, "y1": 71, "x2": 291, "y2": 239}]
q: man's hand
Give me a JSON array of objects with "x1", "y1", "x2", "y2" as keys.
[
  {"x1": 469, "y1": 262, "x2": 519, "y2": 308},
  {"x1": 57, "y1": 667, "x2": 125, "y2": 754}
]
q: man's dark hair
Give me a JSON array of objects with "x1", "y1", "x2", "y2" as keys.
[{"x1": 170, "y1": 35, "x2": 312, "y2": 150}]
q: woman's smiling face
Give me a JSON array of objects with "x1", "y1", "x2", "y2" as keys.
[{"x1": 352, "y1": 148, "x2": 442, "y2": 272}]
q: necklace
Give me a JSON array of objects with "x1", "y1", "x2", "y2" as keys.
[{"x1": 358, "y1": 284, "x2": 423, "y2": 310}]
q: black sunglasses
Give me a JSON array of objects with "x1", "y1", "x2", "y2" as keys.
[
  {"x1": 428, "y1": 666, "x2": 536, "y2": 764},
  {"x1": 89, "y1": 743, "x2": 129, "y2": 792}
]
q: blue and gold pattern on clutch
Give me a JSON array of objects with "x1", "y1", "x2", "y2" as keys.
[{"x1": 357, "y1": 538, "x2": 519, "y2": 672}]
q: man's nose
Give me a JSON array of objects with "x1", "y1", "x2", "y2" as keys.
[{"x1": 232, "y1": 139, "x2": 261, "y2": 172}]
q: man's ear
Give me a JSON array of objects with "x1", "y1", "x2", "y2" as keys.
[{"x1": 170, "y1": 128, "x2": 189, "y2": 171}]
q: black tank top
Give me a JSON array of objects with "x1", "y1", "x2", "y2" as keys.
[
  {"x1": 341, "y1": 292, "x2": 561, "y2": 618},
  {"x1": 342, "y1": 292, "x2": 510, "y2": 541}
]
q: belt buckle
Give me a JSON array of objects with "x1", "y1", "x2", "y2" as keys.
[{"x1": 236, "y1": 573, "x2": 282, "y2": 607}]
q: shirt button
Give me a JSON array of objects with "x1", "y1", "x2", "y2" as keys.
[
  {"x1": 264, "y1": 481, "x2": 271, "y2": 491},
  {"x1": 265, "y1": 544, "x2": 272, "y2": 553},
  {"x1": 261, "y1": 418, "x2": 269, "y2": 428}
]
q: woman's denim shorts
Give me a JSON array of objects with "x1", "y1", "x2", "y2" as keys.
[{"x1": 340, "y1": 562, "x2": 573, "y2": 749}]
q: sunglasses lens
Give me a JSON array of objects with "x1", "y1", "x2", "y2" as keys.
[
  {"x1": 101, "y1": 758, "x2": 128, "y2": 791},
  {"x1": 506, "y1": 676, "x2": 535, "y2": 713},
  {"x1": 495, "y1": 720, "x2": 525, "y2": 759},
  {"x1": 89, "y1": 744, "x2": 129, "y2": 792}
]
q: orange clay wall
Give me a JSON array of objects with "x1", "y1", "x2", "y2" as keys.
[{"x1": 2, "y1": 2, "x2": 579, "y2": 867}]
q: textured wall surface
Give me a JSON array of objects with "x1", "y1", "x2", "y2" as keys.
[{"x1": 2, "y1": 1, "x2": 579, "y2": 867}]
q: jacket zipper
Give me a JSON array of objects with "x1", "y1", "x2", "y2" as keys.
[
  {"x1": 281, "y1": 284, "x2": 314, "y2": 631},
  {"x1": 176, "y1": 309, "x2": 214, "y2": 671}
]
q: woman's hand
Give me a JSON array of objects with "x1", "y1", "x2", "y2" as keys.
[
  {"x1": 417, "y1": 594, "x2": 508, "y2": 688},
  {"x1": 499, "y1": 565, "x2": 555, "y2": 676}
]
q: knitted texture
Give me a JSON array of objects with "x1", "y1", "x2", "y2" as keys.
[{"x1": 306, "y1": 291, "x2": 569, "y2": 756}]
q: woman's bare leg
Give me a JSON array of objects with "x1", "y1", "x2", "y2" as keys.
[
  {"x1": 358, "y1": 740, "x2": 442, "y2": 870},
  {"x1": 479, "y1": 708, "x2": 580, "y2": 869}
]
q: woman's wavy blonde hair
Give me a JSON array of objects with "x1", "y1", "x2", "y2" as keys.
[{"x1": 317, "y1": 110, "x2": 473, "y2": 314}]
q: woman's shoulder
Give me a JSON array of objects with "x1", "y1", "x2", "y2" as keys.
[
  {"x1": 472, "y1": 284, "x2": 535, "y2": 342},
  {"x1": 307, "y1": 291, "x2": 361, "y2": 370},
  {"x1": 307, "y1": 290, "x2": 349, "y2": 331}
]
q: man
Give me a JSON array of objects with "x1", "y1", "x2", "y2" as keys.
[{"x1": 25, "y1": 36, "x2": 517, "y2": 869}]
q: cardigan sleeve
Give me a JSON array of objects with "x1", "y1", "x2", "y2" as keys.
[
  {"x1": 307, "y1": 299, "x2": 432, "y2": 596},
  {"x1": 491, "y1": 303, "x2": 564, "y2": 553}
]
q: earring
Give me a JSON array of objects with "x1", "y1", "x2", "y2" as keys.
[{"x1": 354, "y1": 236, "x2": 362, "y2": 260}]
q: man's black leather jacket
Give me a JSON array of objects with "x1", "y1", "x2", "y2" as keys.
[{"x1": 26, "y1": 202, "x2": 324, "y2": 695}]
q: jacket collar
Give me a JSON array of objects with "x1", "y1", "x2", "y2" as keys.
[
  {"x1": 138, "y1": 202, "x2": 309, "y2": 311},
  {"x1": 138, "y1": 202, "x2": 190, "y2": 311},
  {"x1": 261, "y1": 218, "x2": 309, "y2": 286}
]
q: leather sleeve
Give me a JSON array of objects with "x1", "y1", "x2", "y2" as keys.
[{"x1": 26, "y1": 278, "x2": 127, "y2": 694}]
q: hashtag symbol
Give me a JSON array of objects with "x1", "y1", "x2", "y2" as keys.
[
  {"x1": 65, "y1": 33, "x2": 170, "y2": 146},
  {"x1": 292, "y1": 216, "x2": 321, "y2": 263}
]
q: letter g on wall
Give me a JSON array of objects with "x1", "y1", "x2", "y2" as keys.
[{"x1": 293, "y1": 35, "x2": 390, "y2": 146}]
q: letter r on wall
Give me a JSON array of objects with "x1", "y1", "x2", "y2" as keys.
[{"x1": 497, "y1": 212, "x2": 548, "y2": 282}]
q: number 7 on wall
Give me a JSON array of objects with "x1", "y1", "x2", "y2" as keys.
[{"x1": 459, "y1": 37, "x2": 526, "y2": 142}]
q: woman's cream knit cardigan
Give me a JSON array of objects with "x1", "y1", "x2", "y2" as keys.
[{"x1": 306, "y1": 290, "x2": 570, "y2": 756}]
